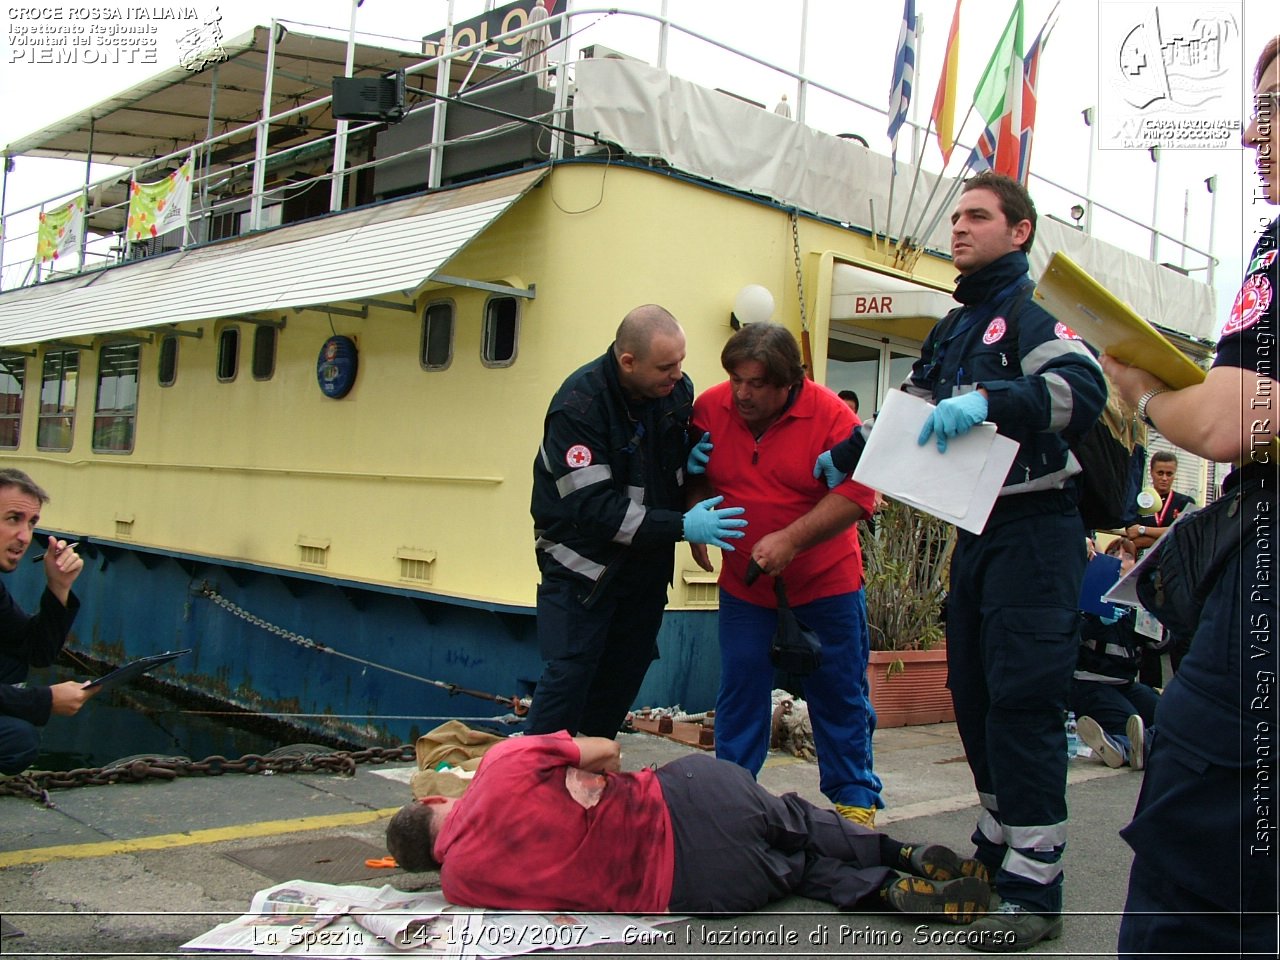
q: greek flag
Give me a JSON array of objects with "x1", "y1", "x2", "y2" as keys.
[{"x1": 887, "y1": 0, "x2": 917, "y2": 147}]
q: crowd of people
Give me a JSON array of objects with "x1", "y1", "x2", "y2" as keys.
[{"x1": 5, "y1": 28, "x2": 1274, "y2": 960}]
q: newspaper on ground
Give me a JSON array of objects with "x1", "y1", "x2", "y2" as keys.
[{"x1": 181, "y1": 879, "x2": 676, "y2": 958}]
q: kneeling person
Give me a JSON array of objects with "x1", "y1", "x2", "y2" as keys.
[{"x1": 387, "y1": 732, "x2": 989, "y2": 921}]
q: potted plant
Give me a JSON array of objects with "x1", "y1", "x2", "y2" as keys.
[{"x1": 860, "y1": 497, "x2": 957, "y2": 727}]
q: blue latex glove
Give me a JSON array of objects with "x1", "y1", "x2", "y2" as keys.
[
  {"x1": 683, "y1": 495, "x2": 748, "y2": 550},
  {"x1": 686, "y1": 432, "x2": 713, "y2": 475},
  {"x1": 1099, "y1": 606, "x2": 1123, "y2": 625},
  {"x1": 812, "y1": 450, "x2": 847, "y2": 489},
  {"x1": 917, "y1": 392, "x2": 989, "y2": 453}
]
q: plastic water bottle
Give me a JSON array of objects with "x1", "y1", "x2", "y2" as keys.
[{"x1": 1065, "y1": 711, "x2": 1080, "y2": 759}]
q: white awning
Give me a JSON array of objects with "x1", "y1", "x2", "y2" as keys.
[
  {"x1": 831, "y1": 264, "x2": 955, "y2": 321},
  {"x1": 0, "y1": 169, "x2": 546, "y2": 348}
]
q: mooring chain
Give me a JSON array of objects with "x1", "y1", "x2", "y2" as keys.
[
  {"x1": 0, "y1": 744, "x2": 417, "y2": 806},
  {"x1": 198, "y1": 582, "x2": 530, "y2": 714},
  {"x1": 200, "y1": 583, "x2": 328, "y2": 653}
]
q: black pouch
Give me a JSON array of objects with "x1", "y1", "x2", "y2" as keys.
[
  {"x1": 1135, "y1": 484, "x2": 1248, "y2": 638},
  {"x1": 769, "y1": 576, "x2": 823, "y2": 677}
]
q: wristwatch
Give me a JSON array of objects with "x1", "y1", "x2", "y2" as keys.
[
  {"x1": 1136, "y1": 387, "x2": 1169, "y2": 427},
  {"x1": 1137, "y1": 525, "x2": 1147, "y2": 537}
]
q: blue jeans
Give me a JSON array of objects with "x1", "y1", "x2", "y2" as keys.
[{"x1": 715, "y1": 590, "x2": 881, "y2": 808}]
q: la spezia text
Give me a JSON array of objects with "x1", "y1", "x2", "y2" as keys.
[{"x1": 253, "y1": 922, "x2": 1021, "y2": 950}]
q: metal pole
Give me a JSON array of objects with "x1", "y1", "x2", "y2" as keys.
[
  {"x1": 1179, "y1": 187, "x2": 1189, "y2": 269},
  {"x1": 1082, "y1": 107, "x2": 1095, "y2": 234},
  {"x1": 657, "y1": 0, "x2": 669, "y2": 71},
  {"x1": 910, "y1": 11, "x2": 924, "y2": 162},
  {"x1": 1205, "y1": 175, "x2": 1217, "y2": 290},
  {"x1": 330, "y1": 0, "x2": 361, "y2": 212},
  {"x1": 0, "y1": 153, "x2": 9, "y2": 287},
  {"x1": 250, "y1": 20, "x2": 282, "y2": 231},
  {"x1": 550, "y1": 1, "x2": 574, "y2": 160},
  {"x1": 795, "y1": 0, "x2": 809, "y2": 124},
  {"x1": 1148, "y1": 145, "x2": 1161, "y2": 261},
  {"x1": 429, "y1": 0, "x2": 456, "y2": 190}
]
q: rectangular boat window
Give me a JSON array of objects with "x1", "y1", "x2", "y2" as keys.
[
  {"x1": 158, "y1": 334, "x2": 179, "y2": 387},
  {"x1": 37, "y1": 348, "x2": 79, "y2": 451},
  {"x1": 217, "y1": 325, "x2": 239, "y2": 382},
  {"x1": 93, "y1": 342, "x2": 140, "y2": 454},
  {"x1": 482, "y1": 295, "x2": 519, "y2": 367},
  {"x1": 0, "y1": 353, "x2": 27, "y2": 449},
  {"x1": 420, "y1": 300, "x2": 455, "y2": 370},
  {"x1": 252, "y1": 325, "x2": 277, "y2": 381}
]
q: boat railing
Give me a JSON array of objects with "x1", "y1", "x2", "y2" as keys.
[{"x1": 0, "y1": 5, "x2": 1215, "y2": 296}]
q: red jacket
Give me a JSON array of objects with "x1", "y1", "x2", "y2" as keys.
[{"x1": 692, "y1": 379, "x2": 876, "y2": 607}]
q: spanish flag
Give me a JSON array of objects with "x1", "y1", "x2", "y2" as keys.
[{"x1": 930, "y1": 0, "x2": 963, "y2": 163}]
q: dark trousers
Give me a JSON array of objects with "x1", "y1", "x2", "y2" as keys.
[
  {"x1": 0, "y1": 714, "x2": 40, "y2": 775},
  {"x1": 1069, "y1": 678, "x2": 1159, "y2": 736},
  {"x1": 656, "y1": 753, "x2": 891, "y2": 913},
  {"x1": 525, "y1": 564, "x2": 667, "y2": 738},
  {"x1": 1118, "y1": 736, "x2": 1278, "y2": 957},
  {"x1": 947, "y1": 506, "x2": 1085, "y2": 916}
]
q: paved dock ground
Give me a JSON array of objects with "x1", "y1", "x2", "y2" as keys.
[{"x1": 1, "y1": 722, "x2": 1141, "y2": 958}]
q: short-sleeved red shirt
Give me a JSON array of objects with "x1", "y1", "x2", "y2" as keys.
[
  {"x1": 435, "y1": 732, "x2": 674, "y2": 912},
  {"x1": 692, "y1": 379, "x2": 877, "y2": 607}
]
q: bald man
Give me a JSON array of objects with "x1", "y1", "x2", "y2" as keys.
[{"x1": 527, "y1": 305, "x2": 747, "y2": 737}]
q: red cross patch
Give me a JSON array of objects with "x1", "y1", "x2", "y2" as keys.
[
  {"x1": 565, "y1": 444, "x2": 593, "y2": 468},
  {"x1": 982, "y1": 317, "x2": 1007, "y2": 345},
  {"x1": 1223, "y1": 274, "x2": 1273, "y2": 337},
  {"x1": 1054, "y1": 322, "x2": 1082, "y2": 341}
]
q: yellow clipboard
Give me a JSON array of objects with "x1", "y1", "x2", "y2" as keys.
[{"x1": 1033, "y1": 252, "x2": 1206, "y2": 390}]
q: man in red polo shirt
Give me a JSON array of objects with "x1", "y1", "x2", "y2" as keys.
[
  {"x1": 688, "y1": 323, "x2": 882, "y2": 826},
  {"x1": 386, "y1": 731, "x2": 991, "y2": 921}
]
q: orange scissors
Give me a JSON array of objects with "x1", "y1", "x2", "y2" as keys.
[{"x1": 365, "y1": 856, "x2": 398, "y2": 868}]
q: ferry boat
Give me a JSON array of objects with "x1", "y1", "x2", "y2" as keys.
[{"x1": 0, "y1": 3, "x2": 1219, "y2": 745}]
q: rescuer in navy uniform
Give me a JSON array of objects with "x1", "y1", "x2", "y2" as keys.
[
  {"x1": 0, "y1": 468, "x2": 89, "y2": 775},
  {"x1": 1102, "y1": 35, "x2": 1280, "y2": 958},
  {"x1": 526, "y1": 305, "x2": 747, "y2": 738},
  {"x1": 815, "y1": 172, "x2": 1107, "y2": 950}
]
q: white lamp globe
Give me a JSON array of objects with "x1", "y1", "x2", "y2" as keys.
[{"x1": 733, "y1": 285, "x2": 775, "y2": 326}]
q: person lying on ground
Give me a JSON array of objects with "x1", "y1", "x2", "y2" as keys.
[{"x1": 386, "y1": 731, "x2": 990, "y2": 922}]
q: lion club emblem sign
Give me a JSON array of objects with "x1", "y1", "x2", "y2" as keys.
[
  {"x1": 1223, "y1": 274, "x2": 1272, "y2": 337},
  {"x1": 565, "y1": 444, "x2": 593, "y2": 468}
]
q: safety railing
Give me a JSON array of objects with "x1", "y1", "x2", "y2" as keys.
[{"x1": 0, "y1": 5, "x2": 1216, "y2": 295}]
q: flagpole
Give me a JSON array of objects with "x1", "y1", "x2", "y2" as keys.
[{"x1": 901, "y1": 100, "x2": 977, "y2": 254}]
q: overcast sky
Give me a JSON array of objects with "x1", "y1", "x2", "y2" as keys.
[{"x1": 1, "y1": 1, "x2": 1273, "y2": 326}]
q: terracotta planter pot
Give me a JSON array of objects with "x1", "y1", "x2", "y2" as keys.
[{"x1": 867, "y1": 647, "x2": 954, "y2": 728}]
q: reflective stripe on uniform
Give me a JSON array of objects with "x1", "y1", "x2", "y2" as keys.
[
  {"x1": 1020, "y1": 337, "x2": 1099, "y2": 376},
  {"x1": 555, "y1": 463, "x2": 613, "y2": 498},
  {"x1": 1003, "y1": 848, "x2": 1065, "y2": 885},
  {"x1": 1042, "y1": 372, "x2": 1074, "y2": 432},
  {"x1": 626, "y1": 485, "x2": 645, "y2": 504},
  {"x1": 613, "y1": 500, "x2": 647, "y2": 545},
  {"x1": 1004, "y1": 821, "x2": 1068, "y2": 851},
  {"x1": 535, "y1": 538, "x2": 606, "y2": 581}
]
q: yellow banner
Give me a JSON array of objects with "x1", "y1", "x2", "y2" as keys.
[
  {"x1": 126, "y1": 159, "x2": 193, "y2": 242},
  {"x1": 35, "y1": 195, "x2": 86, "y2": 265}
]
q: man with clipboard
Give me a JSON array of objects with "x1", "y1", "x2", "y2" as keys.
[{"x1": 0, "y1": 468, "x2": 90, "y2": 775}]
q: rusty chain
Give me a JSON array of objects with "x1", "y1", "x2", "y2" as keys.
[{"x1": 0, "y1": 744, "x2": 416, "y2": 807}]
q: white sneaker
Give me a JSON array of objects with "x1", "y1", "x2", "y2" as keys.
[
  {"x1": 1076, "y1": 716, "x2": 1125, "y2": 768},
  {"x1": 1126, "y1": 715, "x2": 1145, "y2": 770}
]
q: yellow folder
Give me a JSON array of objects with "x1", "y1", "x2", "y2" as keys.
[{"x1": 1033, "y1": 252, "x2": 1206, "y2": 390}]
